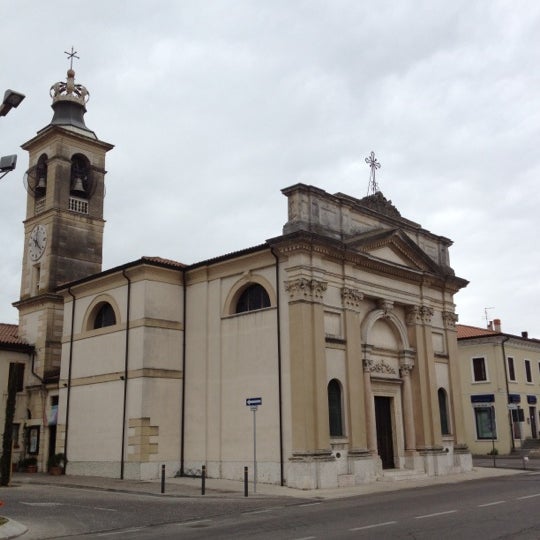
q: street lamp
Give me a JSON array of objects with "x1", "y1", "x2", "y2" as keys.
[
  {"x1": 0, "y1": 89, "x2": 25, "y2": 117},
  {"x1": 0, "y1": 154, "x2": 17, "y2": 180}
]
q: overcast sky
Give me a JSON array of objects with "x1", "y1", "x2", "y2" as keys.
[{"x1": 1, "y1": 1, "x2": 539, "y2": 336}]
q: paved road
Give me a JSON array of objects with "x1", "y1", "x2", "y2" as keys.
[{"x1": 3, "y1": 471, "x2": 540, "y2": 539}]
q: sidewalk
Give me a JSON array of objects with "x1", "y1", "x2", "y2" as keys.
[{"x1": 8, "y1": 464, "x2": 526, "y2": 500}]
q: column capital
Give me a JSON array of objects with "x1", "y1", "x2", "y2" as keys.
[
  {"x1": 442, "y1": 310, "x2": 458, "y2": 329},
  {"x1": 341, "y1": 287, "x2": 364, "y2": 309},
  {"x1": 377, "y1": 298, "x2": 394, "y2": 315},
  {"x1": 284, "y1": 277, "x2": 327, "y2": 301},
  {"x1": 399, "y1": 349, "x2": 416, "y2": 376},
  {"x1": 406, "y1": 305, "x2": 434, "y2": 325}
]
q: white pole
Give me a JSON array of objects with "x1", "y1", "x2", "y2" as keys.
[{"x1": 252, "y1": 406, "x2": 257, "y2": 493}]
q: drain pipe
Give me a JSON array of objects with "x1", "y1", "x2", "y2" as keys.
[
  {"x1": 270, "y1": 247, "x2": 284, "y2": 486},
  {"x1": 501, "y1": 336, "x2": 514, "y2": 451},
  {"x1": 120, "y1": 269, "x2": 132, "y2": 479},
  {"x1": 64, "y1": 288, "x2": 76, "y2": 471},
  {"x1": 180, "y1": 267, "x2": 187, "y2": 476}
]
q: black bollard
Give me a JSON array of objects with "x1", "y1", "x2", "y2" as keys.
[
  {"x1": 161, "y1": 464, "x2": 165, "y2": 494},
  {"x1": 201, "y1": 465, "x2": 206, "y2": 495},
  {"x1": 244, "y1": 466, "x2": 248, "y2": 497}
]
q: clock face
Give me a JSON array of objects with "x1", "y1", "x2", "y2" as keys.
[{"x1": 28, "y1": 224, "x2": 47, "y2": 261}]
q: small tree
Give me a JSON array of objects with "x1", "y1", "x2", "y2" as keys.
[{"x1": 0, "y1": 366, "x2": 18, "y2": 485}]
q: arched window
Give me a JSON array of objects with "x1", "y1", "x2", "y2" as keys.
[
  {"x1": 35, "y1": 154, "x2": 48, "y2": 196},
  {"x1": 93, "y1": 303, "x2": 117, "y2": 329},
  {"x1": 438, "y1": 388, "x2": 450, "y2": 435},
  {"x1": 235, "y1": 284, "x2": 271, "y2": 314},
  {"x1": 328, "y1": 379, "x2": 343, "y2": 437},
  {"x1": 70, "y1": 153, "x2": 90, "y2": 198}
]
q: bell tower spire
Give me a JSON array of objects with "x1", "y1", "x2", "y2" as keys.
[{"x1": 15, "y1": 53, "x2": 114, "y2": 381}]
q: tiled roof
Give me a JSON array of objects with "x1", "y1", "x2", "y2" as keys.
[
  {"x1": 456, "y1": 324, "x2": 498, "y2": 339},
  {"x1": 0, "y1": 323, "x2": 29, "y2": 346},
  {"x1": 141, "y1": 256, "x2": 186, "y2": 269}
]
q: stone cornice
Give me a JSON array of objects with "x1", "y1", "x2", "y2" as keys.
[{"x1": 269, "y1": 231, "x2": 467, "y2": 291}]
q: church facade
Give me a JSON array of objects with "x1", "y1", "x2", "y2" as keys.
[{"x1": 4, "y1": 67, "x2": 472, "y2": 489}]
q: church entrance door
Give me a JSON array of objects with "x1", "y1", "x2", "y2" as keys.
[{"x1": 375, "y1": 396, "x2": 394, "y2": 469}]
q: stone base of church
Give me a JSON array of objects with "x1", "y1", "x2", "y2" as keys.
[
  {"x1": 66, "y1": 460, "x2": 180, "y2": 480},
  {"x1": 64, "y1": 446, "x2": 472, "y2": 487},
  {"x1": 183, "y1": 459, "x2": 283, "y2": 485},
  {"x1": 287, "y1": 450, "x2": 338, "y2": 489}
]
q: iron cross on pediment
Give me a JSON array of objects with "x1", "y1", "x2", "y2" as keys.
[{"x1": 365, "y1": 151, "x2": 381, "y2": 195}]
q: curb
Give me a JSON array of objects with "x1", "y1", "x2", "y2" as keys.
[{"x1": 0, "y1": 519, "x2": 28, "y2": 540}]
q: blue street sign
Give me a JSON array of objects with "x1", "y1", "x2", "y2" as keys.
[{"x1": 246, "y1": 397, "x2": 262, "y2": 406}]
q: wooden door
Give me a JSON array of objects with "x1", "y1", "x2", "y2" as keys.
[{"x1": 375, "y1": 396, "x2": 394, "y2": 469}]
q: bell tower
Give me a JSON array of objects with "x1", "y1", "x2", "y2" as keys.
[{"x1": 14, "y1": 63, "x2": 114, "y2": 380}]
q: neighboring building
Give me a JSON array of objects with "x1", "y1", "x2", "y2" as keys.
[
  {"x1": 0, "y1": 324, "x2": 33, "y2": 468},
  {"x1": 457, "y1": 319, "x2": 540, "y2": 455},
  {"x1": 2, "y1": 65, "x2": 474, "y2": 489}
]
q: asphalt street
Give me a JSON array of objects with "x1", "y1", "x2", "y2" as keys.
[{"x1": 2, "y1": 469, "x2": 540, "y2": 539}]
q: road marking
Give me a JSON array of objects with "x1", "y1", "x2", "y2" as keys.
[
  {"x1": 415, "y1": 510, "x2": 457, "y2": 519},
  {"x1": 20, "y1": 502, "x2": 62, "y2": 507},
  {"x1": 517, "y1": 493, "x2": 540, "y2": 500},
  {"x1": 242, "y1": 508, "x2": 275, "y2": 515},
  {"x1": 478, "y1": 501, "x2": 506, "y2": 507},
  {"x1": 299, "y1": 502, "x2": 321, "y2": 507},
  {"x1": 350, "y1": 521, "x2": 397, "y2": 531},
  {"x1": 97, "y1": 528, "x2": 143, "y2": 536},
  {"x1": 182, "y1": 519, "x2": 212, "y2": 526},
  {"x1": 94, "y1": 507, "x2": 118, "y2": 512}
]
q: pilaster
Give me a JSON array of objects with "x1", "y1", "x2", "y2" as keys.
[
  {"x1": 341, "y1": 287, "x2": 367, "y2": 451},
  {"x1": 406, "y1": 305, "x2": 439, "y2": 449},
  {"x1": 285, "y1": 277, "x2": 330, "y2": 455},
  {"x1": 442, "y1": 310, "x2": 468, "y2": 447}
]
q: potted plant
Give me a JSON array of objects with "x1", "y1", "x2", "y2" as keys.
[
  {"x1": 21, "y1": 456, "x2": 38, "y2": 473},
  {"x1": 47, "y1": 453, "x2": 65, "y2": 475}
]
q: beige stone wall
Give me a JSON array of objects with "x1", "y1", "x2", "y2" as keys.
[
  {"x1": 58, "y1": 263, "x2": 183, "y2": 477},
  {"x1": 183, "y1": 254, "x2": 281, "y2": 480},
  {"x1": 459, "y1": 337, "x2": 540, "y2": 455}
]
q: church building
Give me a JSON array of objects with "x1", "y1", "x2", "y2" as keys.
[{"x1": 3, "y1": 66, "x2": 472, "y2": 489}]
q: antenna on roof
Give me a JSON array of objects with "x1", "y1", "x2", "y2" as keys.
[{"x1": 483, "y1": 307, "x2": 494, "y2": 326}]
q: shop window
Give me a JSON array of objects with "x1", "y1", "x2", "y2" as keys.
[{"x1": 474, "y1": 406, "x2": 496, "y2": 440}]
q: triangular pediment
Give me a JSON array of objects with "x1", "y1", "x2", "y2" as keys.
[{"x1": 345, "y1": 229, "x2": 440, "y2": 273}]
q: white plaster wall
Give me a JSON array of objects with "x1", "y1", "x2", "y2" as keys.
[{"x1": 67, "y1": 380, "x2": 124, "y2": 461}]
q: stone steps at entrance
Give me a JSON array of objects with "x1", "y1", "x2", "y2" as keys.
[{"x1": 379, "y1": 469, "x2": 428, "y2": 482}]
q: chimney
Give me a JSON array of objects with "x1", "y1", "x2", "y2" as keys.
[
  {"x1": 522, "y1": 331, "x2": 528, "y2": 339},
  {"x1": 487, "y1": 321, "x2": 493, "y2": 331},
  {"x1": 493, "y1": 318, "x2": 502, "y2": 332}
]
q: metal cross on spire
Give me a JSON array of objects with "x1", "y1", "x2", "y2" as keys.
[
  {"x1": 365, "y1": 151, "x2": 381, "y2": 196},
  {"x1": 64, "y1": 46, "x2": 80, "y2": 70}
]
